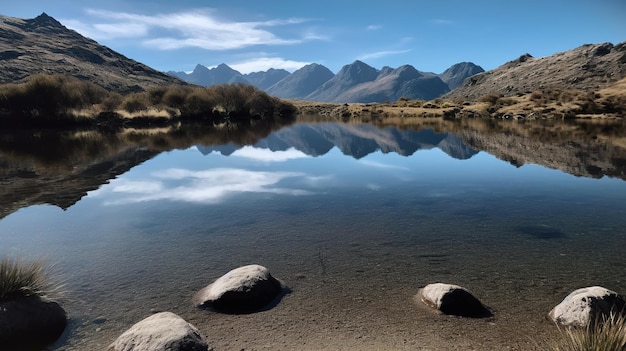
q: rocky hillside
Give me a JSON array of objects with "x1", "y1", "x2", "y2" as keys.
[
  {"x1": 332, "y1": 64, "x2": 450, "y2": 103},
  {"x1": 305, "y1": 60, "x2": 380, "y2": 102},
  {"x1": 446, "y1": 42, "x2": 626, "y2": 101},
  {"x1": 265, "y1": 63, "x2": 335, "y2": 99},
  {"x1": 0, "y1": 13, "x2": 183, "y2": 92}
]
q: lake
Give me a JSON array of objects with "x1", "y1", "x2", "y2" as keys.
[{"x1": 1, "y1": 117, "x2": 626, "y2": 350}]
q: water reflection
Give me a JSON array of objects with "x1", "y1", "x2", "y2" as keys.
[
  {"x1": 1, "y1": 117, "x2": 626, "y2": 219},
  {"x1": 95, "y1": 168, "x2": 313, "y2": 205}
]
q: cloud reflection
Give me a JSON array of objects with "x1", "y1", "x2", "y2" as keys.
[
  {"x1": 99, "y1": 168, "x2": 313, "y2": 205},
  {"x1": 231, "y1": 146, "x2": 311, "y2": 162}
]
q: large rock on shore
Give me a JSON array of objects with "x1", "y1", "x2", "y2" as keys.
[
  {"x1": 194, "y1": 264, "x2": 283, "y2": 313},
  {"x1": 548, "y1": 286, "x2": 626, "y2": 327},
  {"x1": 0, "y1": 296, "x2": 67, "y2": 350},
  {"x1": 108, "y1": 312, "x2": 208, "y2": 351},
  {"x1": 418, "y1": 283, "x2": 492, "y2": 318}
]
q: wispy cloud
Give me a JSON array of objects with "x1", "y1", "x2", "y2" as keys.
[
  {"x1": 367, "y1": 24, "x2": 382, "y2": 30},
  {"x1": 63, "y1": 8, "x2": 317, "y2": 50},
  {"x1": 96, "y1": 168, "x2": 314, "y2": 205},
  {"x1": 229, "y1": 57, "x2": 311, "y2": 73},
  {"x1": 357, "y1": 49, "x2": 412, "y2": 60}
]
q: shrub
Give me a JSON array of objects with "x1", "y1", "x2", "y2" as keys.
[
  {"x1": 121, "y1": 93, "x2": 148, "y2": 113},
  {"x1": 181, "y1": 89, "x2": 216, "y2": 117},
  {"x1": 551, "y1": 313, "x2": 626, "y2": 351},
  {"x1": 0, "y1": 257, "x2": 62, "y2": 301},
  {"x1": 479, "y1": 93, "x2": 500, "y2": 105}
]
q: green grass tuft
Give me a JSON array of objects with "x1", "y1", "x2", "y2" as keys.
[
  {"x1": 551, "y1": 313, "x2": 626, "y2": 351},
  {"x1": 0, "y1": 257, "x2": 64, "y2": 301}
]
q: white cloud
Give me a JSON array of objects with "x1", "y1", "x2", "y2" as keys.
[
  {"x1": 63, "y1": 8, "x2": 316, "y2": 50},
  {"x1": 100, "y1": 168, "x2": 313, "y2": 205},
  {"x1": 229, "y1": 57, "x2": 310, "y2": 73},
  {"x1": 231, "y1": 146, "x2": 311, "y2": 162},
  {"x1": 367, "y1": 25, "x2": 382, "y2": 30},
  {"x1": 357, "y1": 49, "x2": 412, "y2": 60}
]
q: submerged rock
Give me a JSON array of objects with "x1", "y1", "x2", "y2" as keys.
[
  {"x1": 418, "y1": 283, "x2": 492, "y2": 318},
  {"x1": 108, "y1": 312, "x2": 208, "y2": 351},
  {"x1": 548, "y1": 286, "x2": 626, "y2": 327},
  {"x1": 0, "y1": 296, "x2": 67, "y2": 350},
  {"x1": 194, "y1": 264, "x2": 283, "y2": 313}
]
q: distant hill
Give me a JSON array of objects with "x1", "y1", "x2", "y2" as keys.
[
  {"x1": 305, "y1": 60, "x2": 379, "y2": 101},
  {"x1": 169, "y1": 63, "x2": 248, "y2": 86},
  {"x1": 244, "y1": 68, "x2": 290, "y2": 90},
  {"x1": 168, "y1": 65, "x2": 291, "y2": 90},
  {"x1": 333, "y1": 65, "x2": 450, "y2": 103},
  {"x1": 265, "y1": 63, "x2": 335, "y2": 99},
  {"x1": 438, "y1": 62, "x2": 484, "y2": 90},
  {"x1": 0, "y1": 13, "x2": 183, "y2": 92},
  {"x1": 446, "y1": 42, "x2": 626, "y2": 101}
]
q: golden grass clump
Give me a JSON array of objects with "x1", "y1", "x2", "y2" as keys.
[
  {"x1": 0, "y1": 257, "x2": 62, "y2": 301},
  {"x1": 551, "y1": 313, "x2": 626, "y2": 351}
]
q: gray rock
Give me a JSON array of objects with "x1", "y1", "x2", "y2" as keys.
[
  {"x1": 418, "y1": 283, "x2": 492, "y2": 318},
  {"x1": 108, "y1": 312, "x2": 208, "y2": 351},
  {"x1": 548, "y1": 286, "x2": 626, "y2": 327},
  {"x1": 0, "y1": 296, "x2": 67, "y2": 350},
  {"x1": 194, "y1": 264, "x2": 283, "y2": 313}
]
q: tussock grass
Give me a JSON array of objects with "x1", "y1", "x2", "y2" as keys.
[
  {"x1": 551, "y1": 313, "x2": 626, "y2": 351},
  {"x1": 0, "y1": 257, "x2": 64, "y2": 302}
]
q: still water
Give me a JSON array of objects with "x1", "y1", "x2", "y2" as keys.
[{"x1": 1, "y1": 120, "x2": 626, "y2": 350}]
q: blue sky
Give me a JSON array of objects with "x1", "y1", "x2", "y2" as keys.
[{"x1": 3, "y1": 1, "x2": 625, "y2": 74}]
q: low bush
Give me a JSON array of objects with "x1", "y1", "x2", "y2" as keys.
[
  {"x1": 551, "y1": 313, "x2": 626, "y2": 351},
  {"x1": 0, "y1": 257, "x2": 62, "y2": 301}
]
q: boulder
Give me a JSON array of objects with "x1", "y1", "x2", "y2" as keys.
[
  {"x1": 194, "y1": 264, "x2": 283, "y2": 313},
  {"x1": 0, "y1": 296, "x2": 67, "y2": 350},
  {"x1": 108, "y1": 312, "x2": 208, "y2": 351},
  {"x1": 548, "y1": 286, "x2": 626, "y2": 327},
  {"x1": 418, "y1": 283, "x2": 492, "y2": 318}
]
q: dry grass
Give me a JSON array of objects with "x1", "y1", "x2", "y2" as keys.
[
  {"x1": 550, "y1": 313, "x2": 626, "y2": 351},
  {"x1": 0, "y1": 257, "x2": 64, "y2": 302}
]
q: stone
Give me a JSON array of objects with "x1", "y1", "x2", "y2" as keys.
[
  {"x1": 108, "y1": 312, "x2": 208, "y2": 351},
  {"x1": 418, "y1": 283, "x2": 492, "y2": 318},
  {"x1": 548, "y1": 286, "x2": 626, "y2": 327},
  {"x1": 194, "y1": 264, "x2": 283, "y2": 313},
  {"x1": 0, "y1": 296, "x2": 67, "y2": 350}
]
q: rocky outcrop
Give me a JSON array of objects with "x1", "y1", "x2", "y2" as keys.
[
  {"x1": 548, "y1": 286, "x2": 626, "y2": 327},
  {"x1": 0, "y1": 296, "x2": 67, "y2": 350},
  {"x1": 194, "y1": 264, "x2": 283, "y2": 313},
  {"x1": 108, "y1": 312, "x2": 208, "y2": 351},
  {"x1": 418, "y1": 283, "x2": 492, "y2": 318}
]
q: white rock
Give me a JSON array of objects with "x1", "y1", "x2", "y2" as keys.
[
  {"x1": 194, "y1": 264, "x2": 283, "y2": 312},
  {"x1": 548, "y1": 286, "x2": 626, "y2": 327},
  {"x1": 419, "y1": 283, "x2": 492, "y2": 318},
  {"x1": 108, "y1": 312, "x2": 208, "y2": 351}
]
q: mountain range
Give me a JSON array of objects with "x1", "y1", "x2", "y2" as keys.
[
  {"x1": 169, "y1": 60, "x2": 484, "y2": 103},
  {"x1": 197, "y1": 122, "x2": 478, "y2": 160}
]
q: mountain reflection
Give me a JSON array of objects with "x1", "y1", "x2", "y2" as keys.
[
  {"x1": 197, "y1": 123, "x2": 479, "y2": 160},
  {"x1": 1, "y1": 117, "x2": 626, "y2": 219}
]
